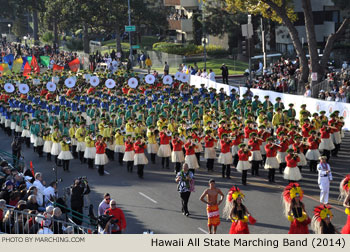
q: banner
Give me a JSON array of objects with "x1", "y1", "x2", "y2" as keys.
[
  {"x1": 68, "y1": 58, "x2": 80, "y2": 72},
  {"x1": 26, "y1": 56, "x2": 32, "y2": 65},
  {"x1": 3, "y1": 54, "x2": 14, "y2": 68},
  {"x1": 23, "y1": 62, "x2": 31, "y2": 78},
  {"x1": 240, "y1": 87, "x2": 350, "y2": 130},
  {"x1": 40, "y1": 56, "x2": 50, "y2": 67},
  {"x1": 31, "y1": 55, "x2": 40, "y2": 73},
  {"x1": 0, "y1": 63, "x2": 11, "y2": 76},
  {"x1": 189, "y1": 75, "x2": 239, "y2": 94},
  {"x1": 53, "y1": 64, "x2": 64, "y2": 72},
  {"x1": 12, "y1": 58, "x2": 23, "y2": 73}
]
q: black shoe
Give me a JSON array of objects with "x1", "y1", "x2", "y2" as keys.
[{"x1": 185, "y1": 212, "x2": 189, "y2": 217}]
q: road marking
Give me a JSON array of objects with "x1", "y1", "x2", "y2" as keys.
[
  {"x1": 198, "y1": 227, "x2": 208, "y2": 234},
  {"x1": 139, "y1": 192, "x2": 158, "y2": 204},
  {"x1": 104, "y1": 170, "x2": 110, "y2": 175}
]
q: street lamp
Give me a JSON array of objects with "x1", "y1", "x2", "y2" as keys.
[
  {"x1": 8, "y1": 24, "x2": 11, "y2": 35},
  {"x1": 128, "y1": 0, "x2": 133, "y2": 69}
]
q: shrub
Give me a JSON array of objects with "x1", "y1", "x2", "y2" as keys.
[
  {"x1": 152, "y1": 42, "x2": 227, "y2": 57},
  {"x1": 42, "y1": 31, "x2": 53, "y2": 43}
]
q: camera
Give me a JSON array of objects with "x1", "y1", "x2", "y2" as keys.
[{"x1": 77, "y1": 176, "x2": 88, "y2": 187}]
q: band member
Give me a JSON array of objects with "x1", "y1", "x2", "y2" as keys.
[
  {"x1": 231, "y1": 127, "x2": 243, "y2": 168},
  {"x1": 248, "y1": 132, "x2": 262, "y2": 176},
  {"x1": 317, "y1": 156, "x2": 332, "y2": 204},
  {"x1": 319, "y1": 121, "x2": 335, "y2": 162},
  {"x1": 236, "y1": 143, "x2": 252, "y2": 185},
  {"x1": 339, "y1": 175, "x2": 350, "y2": 234},
  {"x1": 204, "y1": 130, "x2": 217, "y2": 172},
  {"x1": 264, "y1": 137, "x2": 280, "y2": 183},
  {"x1": 75, "y1": 122, "x2": 87, "y2": 164},
  {"x1": 329, "y1": 113, "x2": 342, "y2": 157},
  {"x1": 21, "y1": 113, "x2": 31, "y2": 147},
  {"x1": 134, "y1": 135, "x2": 148, "y2": 178},
  {"x1": 114, "y1": 128, "x2": 125, "y2": 166},
  {"x1": 311, "y1": 205, "x2": 338, "y2": 234},
  {"x1": 222, "y1": 186, "x2": 256, "y2": 234},
  {"x1": 171, "y1": 132, "x2": 184, "y2": 174},
  {"x1": 58, "y1": 135, "x2": 73, "y2": 171},
  {"x1": 84, "y1": 131, "x2": 96, "y2": 169},
  {"x1": 157, "y1": 126, "x2": 172, "y2": 169},
  {"x1": 69, "y1": 121, "x2": 78, "y2": 158},
  {"x1": 305, "y1": 130, "x2": 321, "y2": 172},
  {"x1": 282, "y1": 183, "x2": 311, "y2": 234},
  {"x1": 199, "y1": 179, "x2": 224, "y2": 234},
  {"x1": 277, "y1": 132, "x2": 289, "y2": 174},
  {"x1": 123, "y1": 134, "x2": 135, "y2": 172},
  {"x1": 50, "y1": 126, "x2": 61, "y2": 166},
  {"x1": 292, "y1": 135, "x2": 307, "y2": 172},
  {"x1": 95, "y1": 135, "x2": 108, "y2": 176},
  {"x1": 43, "y1": 128, "x2": 52, "y2": 161},
  {"x1": 146, "y1": 125, "x2": 158, "y2": 164},
  {"x1": 284, "y1": 149, "x2": 301, "y2": 183},
  {"x1": 184, "y1": 136, "x2": 199, "y2": 174}
]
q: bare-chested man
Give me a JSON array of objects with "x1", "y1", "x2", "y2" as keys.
[{"x1": 199, "y1": 179, "x2": 224, "y2": 234}]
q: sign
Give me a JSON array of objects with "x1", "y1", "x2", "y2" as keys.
[
  {"x1": 125, "y1": 25, "x2": 136, "y2": 32},
  {"x1": 241, "y1": 24, "x2": 253, "y2": 38},
  {"x1": 311, "y1": 72, "x2": 318, "y2": 82},
  {"x1": 116, "y1": 52, "x2": 121, "y2": 58},
  {"x1": 131, "y1": 45, "x2": 140, "y2": 49}
]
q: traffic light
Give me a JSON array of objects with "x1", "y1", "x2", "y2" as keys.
[{"x1": 242, "y1": 40, "x2": 247, "y2": 56}]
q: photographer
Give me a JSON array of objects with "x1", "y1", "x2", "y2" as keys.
[
  {"x1": 70, "y1": 178, "x2": 90, "y2": 225},
  {"x1": 11, "y1": 137, "x2": 21, "y2": 167},
  {"x1": 103, "y1": 200, "x2": 126, "y2": 234}
]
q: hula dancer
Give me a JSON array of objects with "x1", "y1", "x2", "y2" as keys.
[
  {"x1": 43, "y1": 128, "x2": 52, "y2": 161},
  {"x1": 311, "y1": 205, "x2": 338, "y2": 234},
  {"x1": 339, "y1": 175, "x2": 350, "y2": 234},
  {"x1": 184, "y1": 136, "x2": 199, "y2": 174},
  {"x1": 50, "y1": 126, "x2": 61, "y2": 166}
]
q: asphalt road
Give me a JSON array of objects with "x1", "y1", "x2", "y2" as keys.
[{"x1": 1, "y1": 130, "x2": 349, "y2": 234}]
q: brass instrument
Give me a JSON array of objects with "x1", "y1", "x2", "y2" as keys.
[{"x1": 166, "y1": 130, "x2": 172, "y2": 136}]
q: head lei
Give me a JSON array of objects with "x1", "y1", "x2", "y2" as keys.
[
  {"x1": 228, "y1": 186, "x2": 245, "y2": 202},
  {"x1": 313, "y1": 205, "x2": 333, "y2": 222},
  {"x1": 283, "y1": 182, "x2": 304, "y2": 203},
  {"x1": 339, "y1": 174, "x2": 350, "y2": 203}
]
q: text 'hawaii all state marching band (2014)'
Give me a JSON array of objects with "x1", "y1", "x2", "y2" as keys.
[{"x1": 151, "y1": 237, "x2": 347, "y2": 249}]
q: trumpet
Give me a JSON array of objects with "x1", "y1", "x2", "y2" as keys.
[
  {"x1": 292, "y1": 152, "x2": 299, "y2": 159},
  {"x1": 243, "y1": 146, "x2": 252, "y2": 153},
  {"x1": 166, "y1": 130, "x2": 172, "y2": 136}
]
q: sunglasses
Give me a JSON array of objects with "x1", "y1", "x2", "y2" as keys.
[
  {"x1": 105, "y1": 198, "x2": 111, "y2": 201},
  {"x1": 111, "y1": 204, "x2": 116, "y2": 206}
]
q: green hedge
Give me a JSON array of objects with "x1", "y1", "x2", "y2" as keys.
[{"x1": 152, "y1": 42, "x2": 227, "y2": 57}]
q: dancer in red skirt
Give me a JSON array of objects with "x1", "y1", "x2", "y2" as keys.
[
  {"x1": 223, "y1": 186, "x2": 256, "y2": 234},
  {"x1": 282, "y1": 183, "x2": 311, "y2": 234},
  {"x1": 339, "y1": 175, "x2": 350, "y2": 234}
]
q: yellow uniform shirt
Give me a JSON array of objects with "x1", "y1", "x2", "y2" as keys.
[
  {"x1": 51, "y1": 131, "x2": 60, "y2": 143},
  {"x1": 75, "y1": 128, "x2": 86, "y2": 142},
  {"x1": 272, "y1": 113, "x2": 282, "y2": 127},
  {"x1": 60, "y1": 141, "x2": 70, "y2": 151},
  {"x1": 69, "y1": 127, "x2": 77, "y2": 139},
  {"x1": 125, "y1": 123, "x2": 134, "y2": 133},
  {"x1": 203, "y1": 115, "x2": 212, "y2": 126},
  {"x1": 85, "y1": 136, "x2": 95, "y2": 148},
  {"x1": 114, "y1": 132, "x2": 124, "y2": 145},
  {"x1": 146, "y1": 130, "x2": 157, "y2": 144}
]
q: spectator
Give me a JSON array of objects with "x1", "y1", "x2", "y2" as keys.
[
  {"x1": 70, "y1": 179, "x2": 90, "y2": 225},
  {"x1": 220, "y1": 64, "x2": 229, "y2": 84},
  {"x1": 32, "y1": 173, "x2": 46, "y2": 207},
  {"x1": 163, "y1": 61, "x2": 169, "y2": 75},
  {"x1": 145, "y1": 56, "x2": 152, "y2": 74},
  {"x1": 26, "y1": 195, "x2": 39, "y2": 211},
  {"x1": 98, "y1": 193, "x2": 111, "y2": 216},
  {"x1": 104, "y1": 200, "x2": 127, "y2": 234},
  {"x1": 304, "y1": 85, "x2": 311, "y2": 97},
  {"x1": 0, "y1": 180, "x2": 14, "y2": 204}
]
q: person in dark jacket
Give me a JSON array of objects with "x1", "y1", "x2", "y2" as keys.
[
  {"x1": 0, "y1": 180, "x2": 14, "y2": 204},
  {"x1": 70, "y1": 179, "x2": 90, "y2": 225}
]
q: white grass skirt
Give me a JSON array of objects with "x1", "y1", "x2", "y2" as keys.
[
  {"x1": 84, "y1": 147, "x2": 96, "y2": 159},
  {"x1": 5, "y1": 119, "x2": 11, "y2": 128},
  {"x1": 204, "y1": 147, "x2": 216, "y2": 159},
  {"x1": 172, "y1": 150, "x2": 185, "y2": 163},
  {"x1": 147, "y1": 143, "x2": 159, "y2": 154},
  {"x1": 51, "y1": 142, "x2": 61, "y2": 155},
  {"x1": 114, "y1": 145, "x2": 125, "y2": 153},
  {"x1": 264, "y1": 157, "x2": 279, "y2": 169},
  {"x1": 43, "y1": 141, "x2": 53, "y2": 153},
  {"x1": 76, "y1": 141, "x2": 86, "y2": 152},
  {"x1": 341, "y1": 129, "x2": 345, "y2": 138},
  {"x1": 123, "y1": 151, "x2": 135, "y2": 161},
  {"x1": 86, "y1": 116, "x2": 91, "y2": 126},
  {"x1": 297, "y1": 153, "x2": 307, "y2": 166},
  {"x1": 95, "y1": 153, "x2": 108, "y2": 165},
  {"x1": 283, "y1": 166, "x2": 302, "y2": 181},
  {"x1": 236, "y1": 160, "x2": 251, "y2": 172},
  {"x1": 218, "y1": 152, "x2": 233, "y2": 165},
  {"x1": 0, "y1": 116, "x2": 5, "y2": 124},
  {"x1": 319, "y1": 138, "x2": 335, "y2": 150},
  {"x1": 185, "y1": 154, "x2": 199, "y2": 169},
  {"x1": 15, "y1": 125, "x2": 22, "y2": 132},
  {"x1": 134, "y1": 153, "x2": 148, "y2": 165},
  {"x1": 276, "y1": 151, "x2": 287, "y2": 163},
  {"x1": 21, "y1": 129, "x2": 30, "y2": 138},
  {"x1": 10, "y1": 121, "x2": 16, "y2": 130},
  {"x1": 249, "y1": 150, "x2": 262, "y2": 161},
  {"x1": 71, "y1": 138, "x2": 78, "y2": 146},
  {"x1": 34, "y1": 137, "x2": 44, "y2": 147},
  {"x1": 157, "y1": 144, "x2": 171, "y2": 157},
  {"x1": 30, "y1": 134, "x2": 37, "y2": 144},
  {"x1": 260, "y1": 142, "x2": 267, "y2": 155},
  {"x1": 306, "y1": 149, "x2": 320, "y2": 160},
  {"x1": 331, "y1": 132, "x2": 341, "y2": 145},
  {"x1": 231, "y1": 145, "x2": 239, "y2": 156},
  {"x1": 58, "y1": 151, "x2": 73, "y2": 160},
  {"x1": 107, "y1": 142, "x2": 115, "y2": 151}
]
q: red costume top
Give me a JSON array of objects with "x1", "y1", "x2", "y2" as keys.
[
  {"x1": 125, "y1": 141, "x2": 134, "y2": 152},
  {"x1": 104, "y1": 207, "x2": 127, "y2": 231},
  {"x1": 320, "y1": 127, "x2": 331, "y2": 139},
  {"x1": 217, "y1": 127, "x2": 228, "y2": 139},
  {"x1": 159, "y1": 132, "x2": 171, "y2": 145},
  {"x1": 248, "y1": 139, "x2": 262, "y2": 151},
  {"x1": 238, "y1": 149, "x2": 251, "y2": 161},
  {"x1": 184, "y1": 142, "x2": 196, "y2": 155},
  {"x1": 265, "y1": 144, "x2": 278, "y2": 157},
  {"x1": 95, "y1": 141, "x2": 107, "y2": 154},
  {"x1": 244, "y1": 127, "x2": 257, "y2": 139},
  {"x1": 301, "y1": 123, "x2": 313, "y2": 137},
  {"x1": 171, "y1": 139, "x2": 183, "y2": 151},
  {"x1": 307, "y1": 136, "x2": 320, "y2": 150},
  {"x1": 134, "y1": 141, "x2": 146, "y2": 154},
  {"x1": 285, "y1": 154, "x2": 300, "y2": 167},
  {"x1": 258, "y1": 130, "x2": 270, "y2": 141},
  {"x1": 278, "y1": 139, "x2": 289, "y2": 153},
  {"x1": 204, "y1": 135, "x2": 216, "y2": 148},
  {"x1": 232, "y1": 133, "x2": 244, "y2": 146},
  {"x1": 220, "y1": 140, "x2": 233, "y2": 153},
  {"x1": 292, "y1": 142, "x2": 306, "y2": 153}
]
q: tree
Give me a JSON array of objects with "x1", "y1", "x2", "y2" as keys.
[{"x1": 221, "y1": 0, "x2": 350, "y2": 85}]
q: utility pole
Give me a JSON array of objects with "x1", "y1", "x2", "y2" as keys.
[
  {"x1": 202, "y1": 7, "x2": 207, "y2": 70},
  {"x1": 248, "y1": 14, "x2": 252, "y2": 82},
  {"x1": 128, "y1": 0, "x2": 133, "y2": 68},
  {"x1": 261, "y1": 17, "x2": 267, "y2": 71}
]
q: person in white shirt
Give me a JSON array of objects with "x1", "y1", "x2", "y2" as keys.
[
  {"x1": 208, "y1": 69, "x2": 216, "y2": 81},
  {"x1": 43, "y1": 182, "x2": 57, "y2": 205},
  {"x1": 201, "y1": 69, "x2": 208, "y2": 78},
  {"x1": 98, "y1": 193, "x2": 111, "y2": 216},
  {"x1": 182, "y1": 64, "x2": 188, "y2": 73},
  {"x1": 304, "y1": 85, "x2": 311, "y2": 97},
  {"x1": 317, "y1": 156, "x2": 332, "y2": 204},
  {"x1": 37, "y1": 218, "x2": 53, "y2": 234},
  {"x1": 32, "y1": 173, "x2": 46, "y2": 207},
  {"x1": 342, "y1": 61, "x2": 347, "y2": 70}
]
